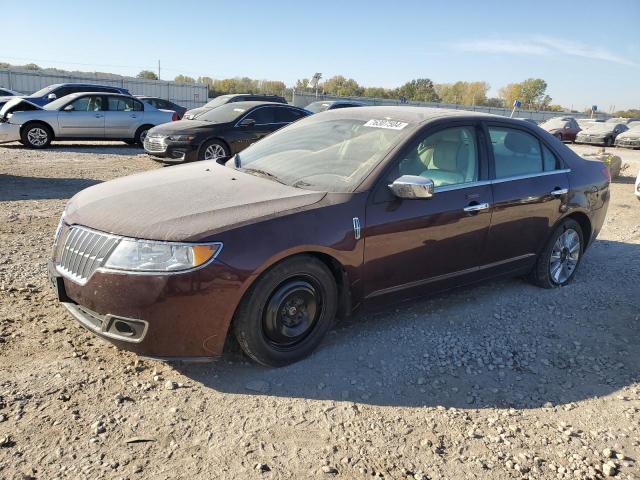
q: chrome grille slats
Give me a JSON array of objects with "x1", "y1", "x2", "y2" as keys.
[
  {"x1": 55, "y1": 226, "x2": 121, "y2": 284},
  {"x1": 144, "y1": 135, "x2": 167, "y2": 153}
]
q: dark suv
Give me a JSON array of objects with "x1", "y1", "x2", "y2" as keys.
[
  {"x1": 0, "y1": 83, "x2": 130, "y2": 109},
  {"x1": 184, "y1": 93, "x2": 287, "y2": 119}
]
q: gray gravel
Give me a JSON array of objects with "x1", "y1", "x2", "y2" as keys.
[{"x1": 0, "y1": 141, "x2": 638, "y2": 479}]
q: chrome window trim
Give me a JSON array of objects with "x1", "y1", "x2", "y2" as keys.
[{"x1": 432, "y1": 169, "x2": 571, "y2": 193}]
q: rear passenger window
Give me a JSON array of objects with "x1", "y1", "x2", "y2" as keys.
[
  {"x1": 245, "y1": 107, "x2": 276, "y2": 124},
  {"x1": 274, "y1": 107, "x2": 305, "y2": 123},
  {"x1": 542, "y1": 145, "x2": 559, "y2": 171},
  {"x1": 488, "y1": 127, "x2": 543, "y2": 179}
]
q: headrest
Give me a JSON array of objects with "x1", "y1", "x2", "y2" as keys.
[{"x1": 504, "y1": 131, "x2": 534, "y2": 154}]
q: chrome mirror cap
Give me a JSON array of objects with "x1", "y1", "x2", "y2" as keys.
[{"x1": 388, "y1": 175, "x2": 435, "y2": 199}]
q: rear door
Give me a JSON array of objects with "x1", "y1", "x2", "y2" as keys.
[
  {"x1": 104, "y1": 96, "x2": 144, "y2": 138},
  {"x1": 57, "y1": 95, "x2": 105, "y2": 138},
  {"x1": 482, "y1": 122, "x2": 569, "y2": 268}
]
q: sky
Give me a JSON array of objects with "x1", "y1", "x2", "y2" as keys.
[{"x1": 2, "y1": 0, "x2": 639, "y2": 110}]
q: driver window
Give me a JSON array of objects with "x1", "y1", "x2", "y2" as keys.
[
  {"x1": 70, "y1": 95, "x2": 103, "y2": 112},
  {"x1": 245, "y1": 107, "x2": 275, "y2": 125},
  {"x1": 398, "y1": 126, "x2": 478, "y2": 187}
]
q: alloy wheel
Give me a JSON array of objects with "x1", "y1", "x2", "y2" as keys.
[
  {"x1": 549, "y1": 228, "x2": 580, "y2": 284},
  {"x1": 27, "y1": 128, "x2": 48, "y2": 147},
  {"x1": 262, "y1": 277, "x2": 323, "y2": 349},
  {"x1": 204, "y1": 144, "x2": 226, "y2": 160}
]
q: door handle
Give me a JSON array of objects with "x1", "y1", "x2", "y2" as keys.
[
  {"x1": 130, "y1": 114, "x2": 137, "y2": 118},
  {"x1": 463, "y1": 202, "x2": 490, "y2": 212},
  {"x1": 550, "y1": 188, "x2": 568, "y2": 196},
  {"x1": 95, "y1": 114, "x2": 103, "y2": 118}
]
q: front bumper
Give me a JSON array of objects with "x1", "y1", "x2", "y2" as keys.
[
  {"x1": 614, "y1": 138, "x2": 640, "y2": 148},
  {"x1": 48, "y1": 255, "x2": 247, "y2": 359},
  {"x1": 575, "y1": 136, "x2": 607, "y2": 145},
  {"x1": 144, "y1": 135, "x2": 199, "y2": 163},
  {"x1": 0, "y1": 122, "x2": 20, "y2": 144}
]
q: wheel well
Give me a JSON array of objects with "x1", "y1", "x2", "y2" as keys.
[
  {"x1": 21, "y1": 121, "x2": 54, "y2": 139},
  {"x1": 565, "y1": 212, "x2": 592, "y2": 246},
  {"x1": 199, "y1": 137, "x2": 231, "y2": 157},
  {"x1": 135, "y1": 124, "x2": 154, "y2": 139},
  {"x1": 306, "y1": 252, "x2": 351, "y2": 320}
]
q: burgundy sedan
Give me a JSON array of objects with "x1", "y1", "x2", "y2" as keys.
[
  {"x1": 540, "y1": 116, "x2": 581, "y2": 142},
  {"x1": 49, "y1": 107, "x2": 610, "y2": 366}
]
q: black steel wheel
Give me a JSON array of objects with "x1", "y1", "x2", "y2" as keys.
[{"x1": 233, "y1": 255, "x2": 338, "y2": 367}]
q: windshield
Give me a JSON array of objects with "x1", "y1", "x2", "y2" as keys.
[
  {"x1": 30, "y1": 85, "x2": 57, "y2": 98},
  {"x1": 541, "y1": 118, "x2": 569, "y2": 129},
  {"x1": 232, "y1": 117, "x2": 413, "y2": 192},
  {"x1": 44, "y1": 95, "x2": 80, "y2": 111},
  {"x1": 305, "y1": 101, "x2": 332, "y2": 113},
  {"x1": 203, "y1": 95, "x2": 233, "y2": 109},
  {"x1": 197, "y1": 102, "x2": 250, "y2": 123}
]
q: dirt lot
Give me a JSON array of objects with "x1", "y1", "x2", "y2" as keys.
[{"x1": 0, "y1": 142, "x2": 638, "y2": 480}]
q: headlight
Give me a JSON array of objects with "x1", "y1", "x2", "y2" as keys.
[
  {"x1": 104, "y1": 239, "x2": 222, "y2": 272},
  {"x1": 167, "y1": 134, "x2": 195, "y2": 142}
]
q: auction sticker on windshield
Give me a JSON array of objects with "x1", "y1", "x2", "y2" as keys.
[{"x1": 363, "y1": 119, "x2": 408, "y2": 130}]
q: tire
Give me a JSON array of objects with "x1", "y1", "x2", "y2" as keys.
[
  {"x1": 604, "y1": 137, "x2": 613, "y2": 147},
  {"x1": 529, "y1": 219, "x2": 584, "y2": 289},
  {"x1": 555, "y1": 133, "x2": 563, "y2": 142},
  {"x1": 198, "y1": 139, "x2": 230, "y2": 162},
  {"x1": 21, "y1": 122, "x2": 53, "y2": 149},
  {"x1": 134, "y1": 125, "x2": 153, "y2": 146},
  {"x1": 232, "y1": 255, "x2": 338, "y2": 367},
  {"x1": 123, "y1": 139, "x2": 136, "y2": 145}
]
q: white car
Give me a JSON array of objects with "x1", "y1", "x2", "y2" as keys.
[{"x1": 0, "y1": 92, "x2": 176, "y2": 148}]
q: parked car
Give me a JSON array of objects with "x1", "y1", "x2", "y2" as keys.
[
  {"x1": 144, "y1": 101, "x2": 310, "y2": 163},
  {"x1": 575, "y1": 122, "x2": 628, "y2": 146},
  {"x1": 0, "y1": 92, "x2": 176, "y2": 148},
  {"x1": 183, "y1": 94, "x2": 287, "y2": 120},
  {"x1": 627, "y1": 121, "x2": 640, "y2": 129},
  {"x1": 606, "y1": 117, "x2": 639, "y2": 125},
  {"x1": 614, "y1": 125, "x2": 640, "y2": 149},
  {"x1": 305, "y1": 100, "x2": 365, "y2": 113},
  {"x1": 0, "y1": 87, "x2": 22, "y2": 97},
  {"x1": 577, "y1": 118, "x2": 599, "y2": 129},
  {"x1": 0, "y1": 83, "x2": 130, "y2": 110},
  {"x1": 540, "y1": 116, "x2": 581, "y2": 142},
  {"x1": 137, "y1": 96, "x2": 187, "y2": 119},
  {"x1": 49, "y1": 107, "x2": 610, "y2": 366}
]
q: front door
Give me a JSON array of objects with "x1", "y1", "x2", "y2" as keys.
[
  {"x1": 230, "y1": 106, "x2": 281, "y2": 154},
  {"x1": 57, "y1": 95, "x2": 105, "y2": 138},
  {"x1": 482, "y1": 123, "x2": 570, "y2": 267},
  {"x1": 363, "y1": 124, "x2": 493, "y2": 299}
]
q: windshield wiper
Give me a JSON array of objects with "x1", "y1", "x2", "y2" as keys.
[{"x1": 242, "y1": 168, "x2": 287, "y2": 185}]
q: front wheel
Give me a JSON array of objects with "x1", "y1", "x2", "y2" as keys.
[
  {"x1": 529, "y1": 219, "x2": 584, "y2": 288},
  {"x1": 232, "y1": 256, "x2": 338, "y2": 367},
  {"x1": 604, "y1": 137, "x2": 613, "y2": 147},
  {"x1": 134, "y1": 125, "x2": 152, "y2": 146},
  {"x1": 21, "y1": 123, "x2": 52, "y2": 149},
  {"x1": 198, "y1": 139, "x2": 229, "y2": 162}
]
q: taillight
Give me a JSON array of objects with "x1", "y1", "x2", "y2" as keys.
[{"x1": 171, "y1": 112, "x2": 178, "y2": 122}]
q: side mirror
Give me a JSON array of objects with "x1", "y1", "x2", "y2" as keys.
[
  {"x1": 63, "y1": 104, "x2": 75, "y2": 112},
  {"x1": 238, "y1": 118, "x2": 256, "y2": 127},
  {"x1": 388, "y1": 175, "x2": 434, "y2": 199},
  {"x1": 47, "y1": 93, "x2": 57, "y2": 101}
]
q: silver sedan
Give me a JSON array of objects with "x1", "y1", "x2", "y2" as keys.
[{"x1": 0, "y1": 92, "x2": 176, "y2": 148}]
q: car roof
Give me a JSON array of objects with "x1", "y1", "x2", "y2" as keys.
[
  {"x1": 228, "y1": 101, "x2": 299, "y2": 109},
  {"x1": 61, "y1": 92, "x2": 134, "y2": 100},
  {"x1": 311, "y1": 105, "x2": 508, "y2": 125},
  {"x1": 47, "y1": 83, "x2": 125, "y2": 89}
]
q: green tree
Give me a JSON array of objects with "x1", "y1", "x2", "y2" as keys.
[
  {"x1": 295, "y1": 78, "x2": 310, "y2": 90},
  {"x1": 137, "y1": 70, "x2": 158, "y2": 80},
  {"x1": 321, "y1": 75, "x2": 363, "y2": 97},
  {"x1": 397, "y1": 78, "x2": 439, "y2": 102},
  {"x1": 174, "y1": 74, "x2": 196, "y2": 83},
  {"x1": 613, "y1": 108, "x2": 640, "y2": 118},
  {"x1": 22, "y1": 63, "x2": 41, "y2": 70},
  {"x1": 499, "y1": 82, "x2": 524, "y2": 109},
  {"x1": 0, "y1": 62, "x2": 10, "y2": 69},
  {"x1": 520, "y1": 78, "x2": 548, "y2": 109}
]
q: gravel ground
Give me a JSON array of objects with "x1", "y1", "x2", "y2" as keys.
[{"x1": 0, "y1": 141, "x2": 638, "y2": 480}]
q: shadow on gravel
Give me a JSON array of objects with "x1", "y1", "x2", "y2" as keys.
[
  {"x1": 0, "y1": 143, "x2": 143, "y2": 156},
  {"x1": 177, "y1": 239, "x2": 640, "y2": 409},
  {"x1": 0, "y1": 174, "x2": 101, "y2": 200}
]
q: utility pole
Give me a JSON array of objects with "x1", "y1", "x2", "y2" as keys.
[{"x1": 158, "y1": 60, "x2": 161, "y2": 80}]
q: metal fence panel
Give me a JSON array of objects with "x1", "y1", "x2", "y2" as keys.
[
  {"x1": 0, "y1": 68, "x2": 208, "y2": 109},
  {"x1": 292, "y1": 91, "x2": 609, "y2": 122}
]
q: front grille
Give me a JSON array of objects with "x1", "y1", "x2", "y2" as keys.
[
  {"x1": 55, "y1": 226, "x2": 120, "y2": 284},
  {"x1": 144, "y1": 135, "x2": 167, "y2": 153}
]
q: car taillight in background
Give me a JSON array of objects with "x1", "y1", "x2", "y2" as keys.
[{"x1": 171, "y1": 112, "x2": 178, "y2": 122}]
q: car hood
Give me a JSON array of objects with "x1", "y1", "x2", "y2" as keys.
[
  {"x1": 0, "y1": 98, "x2": 42, "y2": 119},
  {"x1": 64, "y1": 162, "x2": 326, "y2": 241},
  {"x1": 616, "y1": 129, "x2": 640, "y2": 139},
  {"x1": 579, "y1": 127, "x2": 615, "y2": 135},
  {"x1": 148, "y1": 119, "x2": 227, "y2": 135},
  {"x1": 184, "y1": 107, "x2": 207, "y2": 119}
]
